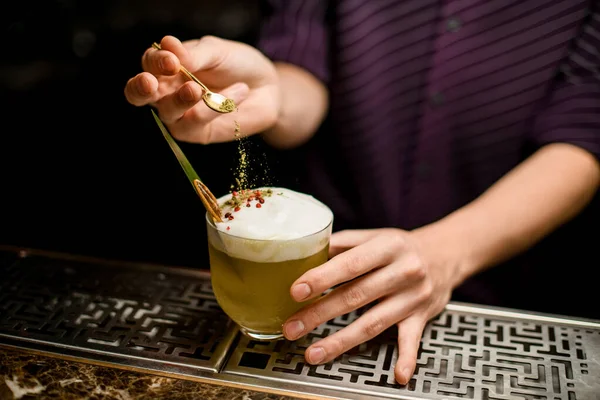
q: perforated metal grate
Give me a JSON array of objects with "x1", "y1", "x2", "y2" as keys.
[
  {"x1": 0, "y1": 253, "x2": 236, "y2": 373},
  {"x1": 225, "y1": 306, "x2": 600, "y2": 399},
  {"x1": 1, "y1": 249, "x2": 599, "y2": 400}
]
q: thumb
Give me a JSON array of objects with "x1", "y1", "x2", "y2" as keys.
[{"x1": 218, "y1": 82, "x2": 250, "y2": 105}]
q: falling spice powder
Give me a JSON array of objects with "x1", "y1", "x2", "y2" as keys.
[
  {"x1": 220, "y1": 116, "x2": 277, "y2": 230},
  {"x1": 230, "y1": 114, "x2": 274, "y2": 195},
  {"x1": 232, "y1": 120, "x2": 250, "y2": 190}
]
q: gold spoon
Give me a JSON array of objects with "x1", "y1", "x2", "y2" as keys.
[{"x1": 151, "y1": 42, "x2": 236, "y2": 113}]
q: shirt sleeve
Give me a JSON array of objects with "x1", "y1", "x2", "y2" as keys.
[
  {"x1": 530, "y1": 7, "x2": 600, "y2": 160},
  {"x1": 256, "y1": 0, "x2": 330, "y2": 83}
]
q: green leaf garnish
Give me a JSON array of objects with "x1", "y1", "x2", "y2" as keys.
[{"x1": 151, "y1": 109, "x2": 202, "y2": 190}]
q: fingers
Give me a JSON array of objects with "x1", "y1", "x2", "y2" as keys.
[
  {"x1": 290, "y1": 233, "x2": 401, "y2": 302},
  {"x1": 125, "y1": 38, "x2": 183, "y2": 108},
  {"x1": 133, "y1": 34, "x2": 230, "y2": 106},
  {"x1": 299, "y1": 300, "x2": 426, "y2": 387},
  {"x1": 163, "y1": 35, "x2": 229, "y2": 75},
  {"x1": 284, "y1": 252, "x2": 426, "y2": 340},
  {"x1": 141, "y1": 35, "x2": 213, "y2": 77},
  {"x1": 284, "y1": 266, "x2": 403, "y2": 340},
  {"x1": 329, "y1": 229, "x2": 383, "y2": 258},
  {"x1": 301, "y1": 295, "x2": 419, "y2": 366},
  {"x1": 154, "y1": 81, "x2": 204, "y2": 124},
  {"x1": 164, "y1": 81, "x2": 250, "y2": 143},
  {"x1": 157, "y1": 80, "x2": 248, "y2": 125},
  {"x1": 141, "y1": 42, "x2": 181, "y2": 77},
  {"x1": 156, "y1": 35, "x2": 188, "y2": 68},
  {"x1": 124, "y1": 72, "x2": 160, "y2": 106},
  {"x1": 394, "y1": 316, "x2": 426, "y2": 385}
]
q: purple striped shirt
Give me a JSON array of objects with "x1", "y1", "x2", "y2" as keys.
[{"x1": 258, "y1": 1, "x2": 600, "y2": 317}]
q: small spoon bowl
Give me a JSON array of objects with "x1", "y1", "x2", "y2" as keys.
[{"x1": 204, "y1": 92, "x2": 237, "y2": 113}]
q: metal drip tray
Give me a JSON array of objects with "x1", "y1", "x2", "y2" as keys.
[
  {"x1": 1, "y1": 249, "x2": 599, "y2": 400},
  {"x1": 226, "y1": 307, "x2": 600, "y2": 399},
  {"x1": 0, "y1": 251, "x2": 237, "y2": 373}
]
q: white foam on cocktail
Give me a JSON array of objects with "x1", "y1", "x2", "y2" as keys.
[
  {"x1": 217, "y1": 187, "x2": 332, "y2": 240},
  {"x1": 207, "y1": 187, "x2": 333, "y2": 262}
]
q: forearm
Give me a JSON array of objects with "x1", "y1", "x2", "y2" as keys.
[
  {"x1": 261, "y1": 62, "x2": 329, "y2": 149},
  {"x1": 415, "y1": 143, "x2": 600, "y2": 287}
]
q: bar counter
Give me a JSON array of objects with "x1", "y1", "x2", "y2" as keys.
[
  {"x1": 1, "y1": 246, "x2": 599, "y2": 400},
  {"x1": 0, "y1": 346, "x2": 297, "y2": 399}
]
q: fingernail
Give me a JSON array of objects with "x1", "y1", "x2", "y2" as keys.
[
  {"x1": 137, "y1": 76, "x2": 150, "y2": 95},
  {"x1": 307, "y1": 347, "x2": 325, "y2": 364},
  {"x1": 284, "y1": 320, "x2": 304, "y2": 340},
  {"x1": 179, "y1": 85, "x2": 196, "y2": 103},
  {"x1": 228, "y1": 83, "x2": 247, "y2": 98},
  {"x1": 159, "y1": 56, "x2": 175, "y2": 72},
  {"x1": 291, "y1": 283, "x2": 311, "y2": 301}
]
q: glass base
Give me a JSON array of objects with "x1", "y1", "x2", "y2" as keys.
[{"x1": 240, "y1": 327, "x2": 286, "y2": 341}]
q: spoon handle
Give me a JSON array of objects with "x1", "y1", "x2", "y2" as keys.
[{"x1": 151, "y1": 42, "x2": 210, "y2": 92}]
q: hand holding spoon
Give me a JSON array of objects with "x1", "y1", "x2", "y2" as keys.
[{"x1": 152, "y1": 42, "x2": 236, "y2": 113}]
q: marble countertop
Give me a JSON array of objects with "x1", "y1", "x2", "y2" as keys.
[{"x1": 0, "y1": 347, "x2": 301, "y2": 400}]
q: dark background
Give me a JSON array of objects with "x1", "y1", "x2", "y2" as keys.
[
  {"x1": 2, "y1": 1, "x2": 599, "y2": 320},
  {"x1": 1, "y1": 0, "x2": 299, "y2": 268}
]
